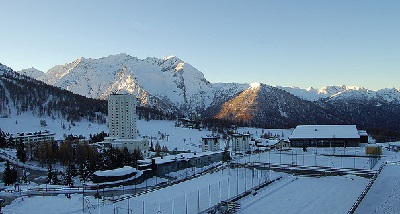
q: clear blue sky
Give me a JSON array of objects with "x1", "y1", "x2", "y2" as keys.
[{"x1": 1, "y1": 0, "x2": 399, "y2": 90}]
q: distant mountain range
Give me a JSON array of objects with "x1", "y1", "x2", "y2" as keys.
[
  {"x1": 279, "y1": 85, "x2": 400, "y2": 103},
  {"x1": 2, "y1": 53, "x2": 400, "y2": 141}
]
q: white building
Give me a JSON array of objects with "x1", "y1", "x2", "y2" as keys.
[
  {"x1": 201, "y1": 136, "x2": 220, "y2": 152},
  {"x1": 289, "y1": 125, "x2": 361, "y2": 147},
  {"x1": 231, "y1": 133, "x2": 250, "y2": 153},
  {"x1": 98, "y1": 137, "x2": 149, "y2": 157},
  {"x1": 108, "y1": 93, "x2": 137, "y2": 139},
  {"x1": 10, "y1": 130, "x2": 55, "y2": 144},
  {"x1": 102, "y1": 93, "x2": 148, "y2": 156}
]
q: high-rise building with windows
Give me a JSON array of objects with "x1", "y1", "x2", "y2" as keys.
[
  {"x1": 100, "y1": 93, "x2": 149, "y2": 157},
  {"x1": 108, "y1": 93, "x2": 137, "y2": 139}
]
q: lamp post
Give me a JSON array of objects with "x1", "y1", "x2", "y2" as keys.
[
  {"x1": 82, "y1": 182, "x2": 85, "y2": 213},
  {"x1": 269, "y1": 148, "x2": 271, "y2": 181},
  {"x1": 237, "y1": 160, "x2": 239, "y2": 196}
]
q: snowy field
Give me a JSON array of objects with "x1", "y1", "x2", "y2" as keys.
[
  {"x1": 2, "y1": 116, "x2": 400, "y2": 213},
  {"x1": 239, "y1": 175, "x2": 369, "y2": 214},
  {"x1": 0, "y1": 113, "x2": 293, "y2": 153},
  {"x1": 355, "y1": 162, "x2": 400, "y2": 213},
  {"x1": 3, "y1": 148, "x2": 396, "y2": 214},
  {"x1": 2, "y1": 168, "x2": 283, "y2": 214},
  {"x1": 2, "y1": 168, "x2": 370, "y2": 214},
  {"x1": 0, "y1": 113, "x2": 108, "y2": 141}
]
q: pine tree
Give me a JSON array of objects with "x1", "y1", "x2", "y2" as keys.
[
  {"x1": 46, "y1": 164, "x2": 53, "y2": 184},
  {"x1": 51, "y1": 169, "x2": 60, "y2": 185},
  {"x1": 122, "y1": 147, "x2": 133, "y2": 166},
  {"x1": 154, "y1": 142, "x2": 161, "y2": 157},
  {"x1": 132, "y1": 149, "x2": 144, "y2": 168},
  {"x1": 40, "y1": 119, "x2": 47, "y2": 127},
  {"x1": 16, "y1": 141, "x2": 27, "y2": 163},
  {"x1": 21, "y1": 169, "x2": 28, "y2": 184},
  {"x1": 149, "y1": 140, "x2": 154, "y2": 152},
  {"x1": 63, "y1": 165, "x2": 74, "y2": 187},
  {"x1": 222, "y1": 145, "x2": 232, "y2": 163},
  {"x1": 0, "y1": 134, "x2": 6, "y2": 148},
  {"x1": 59, "y1": 140, "x2": 73, "y2": 166},
  {"x1": 79, "y1": 161, "x2": 91, "y2": 182},
  {"x1": 3, "y1": 161, "x2": 18, "y2": 186},
  {"x1": 161, "y1": 146, "x2": 169, "y2": 153}
]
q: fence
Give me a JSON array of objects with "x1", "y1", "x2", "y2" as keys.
[{"x1": 113, "y1": 168, "x2": 273, "y2": 214}]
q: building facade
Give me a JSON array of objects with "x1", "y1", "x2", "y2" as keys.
[
  {"x1": 103, "y1": 93, "x2": 149, "y2": 156},
  {"x1": 289, "y1": 125, "x2": 361, "y2": 147},
  {"x1": 231, "y1": 133, "x2": 250, "y2": 153},
  {"x1": 201, "y1": 136, "x2": 220, "y2": 152},
  {"x1": 98, "y1": 137, "x2": 149, "y2": 157},
  {"x1": 11, "y1": 130, "x2": 55, "y2": 144},
  {"x1": 150, "y1": 151, "x2": 223, "y2": 177},
  {"x1": 108, "y1": 93, "x2": 137, "y2": 139}
]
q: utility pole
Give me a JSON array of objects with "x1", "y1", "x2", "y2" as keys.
[{"x1": 82, "y1": 183, "x2": 85, "y2": 213}]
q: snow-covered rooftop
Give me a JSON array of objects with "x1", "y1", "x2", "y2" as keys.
[
  {"x1": 289, "y1": 125, "x2": 360, "y2": 139},
  {"x1": 94, "y1": 166, "x2": 137, "y2": 177},
  {"x1": 145, "y1": 151, "x2": 223, "y2": 165}
]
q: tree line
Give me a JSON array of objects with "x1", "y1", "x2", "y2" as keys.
[
  {"x1": 1, "y1": 130, "x2": 144, "y2": 186},
  {"x1": 0, "y1": 71, "x2": 107, "y2": 124}
]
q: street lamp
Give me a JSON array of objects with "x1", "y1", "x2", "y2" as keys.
[{"x1": 82, "y1": 182, "x2": 85, "y2": 213}]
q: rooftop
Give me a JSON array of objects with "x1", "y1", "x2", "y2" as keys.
[{"x1": 289, "y1": 125, "x2": 360, "y2": 139}]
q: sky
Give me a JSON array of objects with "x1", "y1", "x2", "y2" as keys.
[{"x1": 0, "y1": 0, "x2": 399, "y2": 90}]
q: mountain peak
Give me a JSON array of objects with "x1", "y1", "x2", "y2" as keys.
[
  {"x1": 163, "y1": 55, "x2": 176, "y2": 61},
  {"x1": 18, "y1": 67, "x2": 45, "y2": 79},
  {"x1": 249, "y1": 82, "x2": 261, "y2": 89}
]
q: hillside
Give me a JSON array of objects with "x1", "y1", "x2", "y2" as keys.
[
  {"x1": 214, "y1": 83, "x2": 347, "y2": 128},
  {"x1": 0, "y1": 63, "x2": 107, "y2": 123}
]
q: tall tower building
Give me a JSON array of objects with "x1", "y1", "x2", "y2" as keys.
[{"x1": 108, "y1": 93, "x2": 137, "y2": 139}]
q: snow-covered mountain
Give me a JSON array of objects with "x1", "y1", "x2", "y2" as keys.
[
  {"x1": 13, "y1": 53, "x2": 400, "y2": 135},
  {"x1": 376, "y1": 88, "x2": 400, "y2": 103},
  {"x1": 214, "y1": 83, "x2": 346, "y2": 128},
  {"x1": 279, "y1": 85, "x2": 400, "y2": 104},
  {"x1": 278, "y1": 85, "x2": 366, "y2": 101},
  {"x1": 37, "y1": 54, "x2": 247, "y2": 115},
  {"x1": 0, "y1": 63, "x2": 12, "y2": 75},
  {"x1": 18, "y1": 67, "x2": 45, "y2": 79}
]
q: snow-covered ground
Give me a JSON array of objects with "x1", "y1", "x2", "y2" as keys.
[
  {"x1": 2, "y1": 116, "x2": 400, "y2": 213},
  {"x1": 3, "y1": 147, "x2": 397, "y2": 214},
  {"x1": 239, "y1": 175, "x2": 369, "y2": 214},
  {"x1": 0, "y1": 113, "x2": 107, "y2": 141},
  {"x1": 355, "y1": 161, "x2": 400, "y2": 213},
  {"x1": 2, "y1": 154, "x2": 387, "y2": 214},
  {"x1": 0, "y1": 113, "x2": 293, "y2": 153}
]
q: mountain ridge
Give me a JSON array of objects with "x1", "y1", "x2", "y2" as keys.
[
  {"x1": 8, "y1": 54, "x2": 400, "y2": 138},
  {"x1": 28, "y1": 54, "x2": 247, "y2": 115},
  {"x1": 19, "y1": 54, "x2": 399, "y2": 105}
]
